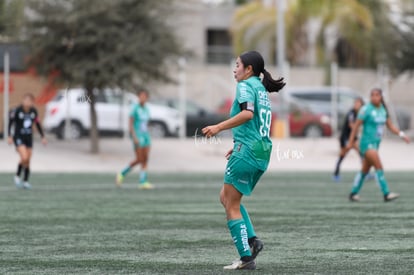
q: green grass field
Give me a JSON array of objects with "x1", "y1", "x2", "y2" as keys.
[{"x1": 0, "y1": 172, "x2": 413, "y2": 274}]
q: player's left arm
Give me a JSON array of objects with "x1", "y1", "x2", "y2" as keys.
[
  {"x1": 386, "y1": 118, "x2": 410, "y2": 143},
  {"x1": 202, "y1": 110, "x2": 253, "y2": 137},
  {"x1": 34, "y1": 110, "x2": 47, "y2": 145},
  {"x1": 348, "y1": 112, "x2": 356, "y2": 129},
  {"x1": 7, "y1": 109, "x2": 15, "y2": 145}
]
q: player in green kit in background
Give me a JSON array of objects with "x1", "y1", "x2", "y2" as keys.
[
  {"x1": 347, "y1": 88, "x2": 410, "y2": 202},
  {"x1": 116, "y1": 89, "x2": 153, "y2": 189},
  {"x1": 203, "y1": 51, "x2": 285, "y2": 270}
]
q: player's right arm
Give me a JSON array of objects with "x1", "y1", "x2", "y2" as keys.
[
  {"x1": 7, "y1": 109, "x2": 15, "y2": 145},
  {"x1": 202, "y1": 110, "x2": 253, "y2": 137},
  {"x1": 347, "y1": 105, "x2": 368, "y2": 149},
  {"x1": 202, "y1": 81, "x2": 254, "y2": 137},
  {"x1": 129, "y1": 105, "x2": 139, "y2": 145},
  {"x1": 129, "y1": 117, "x2": 139, "y2": 145},
  {"x1": 347, "y1": 119, "x2": 363, "y2": 150}
]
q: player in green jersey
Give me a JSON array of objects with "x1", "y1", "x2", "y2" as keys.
[
  {"x1": 203, "y1": 51, "x2": 285, "y2": 270},
  {"x1": 116, "y1": 89, "x2": 153, "y2": 189},
  {"x1": 347, "y1": 88, "x2": 410, "y2": 202}
]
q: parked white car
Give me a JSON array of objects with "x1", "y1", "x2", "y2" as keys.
[{"x1": 43, "y1": 88, "x2": 181, "y2": 139}]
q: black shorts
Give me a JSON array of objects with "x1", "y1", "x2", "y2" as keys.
[
  {"x1": 339, "y1": 135, "x2": 357, "y2": 148},
  {"x1": 13, "y1": 135, "x2": 33, "y2": 148}
]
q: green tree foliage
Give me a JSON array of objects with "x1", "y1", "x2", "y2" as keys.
[
  {"x1": 0, "y1": 0, "x2": 25, "y2": 40},
  {"x1": 384, "y1": 7, "x2": 414, "y2": 74},
  {"x1": 391, "y1": 21, "x2": 414, "y2": 74},
  {"x1": 25, "y1": 0, "x2": 183, "y2": 153}
]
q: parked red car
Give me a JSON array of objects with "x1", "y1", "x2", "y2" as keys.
[{"x1": 271, "y1": 100, "x2": 332, "y2": 137}]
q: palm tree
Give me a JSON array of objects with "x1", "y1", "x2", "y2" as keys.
[{"x1": 231, "y1": 0, "x2": 374, "y2": 67}]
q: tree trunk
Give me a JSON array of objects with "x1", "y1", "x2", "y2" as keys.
[{"x1": 87, "y1": 88, "x2": 99, "y2": 154}]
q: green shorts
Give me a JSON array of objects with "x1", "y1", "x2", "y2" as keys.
[
  {"x1": 359, "y1": 140, "x2": 380, "y2": 157},
  {"x1": 131, "y1": 133, "x2": 151, "y2": 149},
  {"x1": 224, "y1": 156, "x2": 264, "y2": 196}
]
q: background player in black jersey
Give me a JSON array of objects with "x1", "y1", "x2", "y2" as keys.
[
  {"x1": 333, "y1": 97, "x2": 364, "y2": 182},
  {"x1": 7, "y1": 93, "x2": 47, "y2": 189}
]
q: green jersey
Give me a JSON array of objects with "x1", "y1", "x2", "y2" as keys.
[
  {"x1": 357, "y1": 103, "x2": 387, "y2": 144},
  {"x1": 130, "y1": 103, "x2": 150, "y2": 136},
  {"x1": 230, "y1": 76, "x2": 272, "y2": 171}
]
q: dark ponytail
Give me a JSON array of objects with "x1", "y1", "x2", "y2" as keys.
[
  {"x1": 262, "y1": 69, "x2": 285, "y2": 93},
  {"x1": 371, "y1": 88, "x2": 389, "y2": 118},
  {"x1": 239, "y1": 51, "x2": 286, "y2": 93},
  {"x1": 381, "y1": 97, "x2": 390, "y2": 118}
]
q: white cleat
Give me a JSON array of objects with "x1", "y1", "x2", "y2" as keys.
[
  {"x1": 22, "y1": 181, "x2": 32, "y2": 190},
  {"x1": 115, "y1": 173, "x2": 124, "y2": 187},
  {"x1": 138, "y1": 182, "x2": 154, "y2": 190},
  {"x1": 14, "y1": 176, "x2": 23, "y2": 189},
  {"x1": 349, "y1": 193, "x2": 361, "y2": 202},
  {"x1": 384, "y1": 192, "x2": 400, "y2": 202},
  {"x1": 223, "y1": 259, "x2": 256, "y2": 270}
]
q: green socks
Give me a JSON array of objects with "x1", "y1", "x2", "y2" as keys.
[
  {"x1": 227, "y1": 219, "x2": 252, "y2": 258},
  {"x1": 121, "y1": 167, "x2": 148, "y2": 184},
  {"x1": 121, "y1": 166, "x2": 131, "y2": 177},
  {"x1": 375, "y1": 170, "x2": 389, "y2": 195},
  {"x1": 139, "y1": 171, "x2": 147, "y2": 183},
  {"x1": 351, "y1": 170, "x2": 390, "y2": 196},
  {"x1": 240, "y1": 204, "x2": 256, "y2": 239},
  {"x1": 351, "y1": 171, "x2": 367, "y2": 194}
]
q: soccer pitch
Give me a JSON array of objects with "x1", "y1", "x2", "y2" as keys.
[{"x1": 0, "y1": 172, "x2": 413, "y2": 274}]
